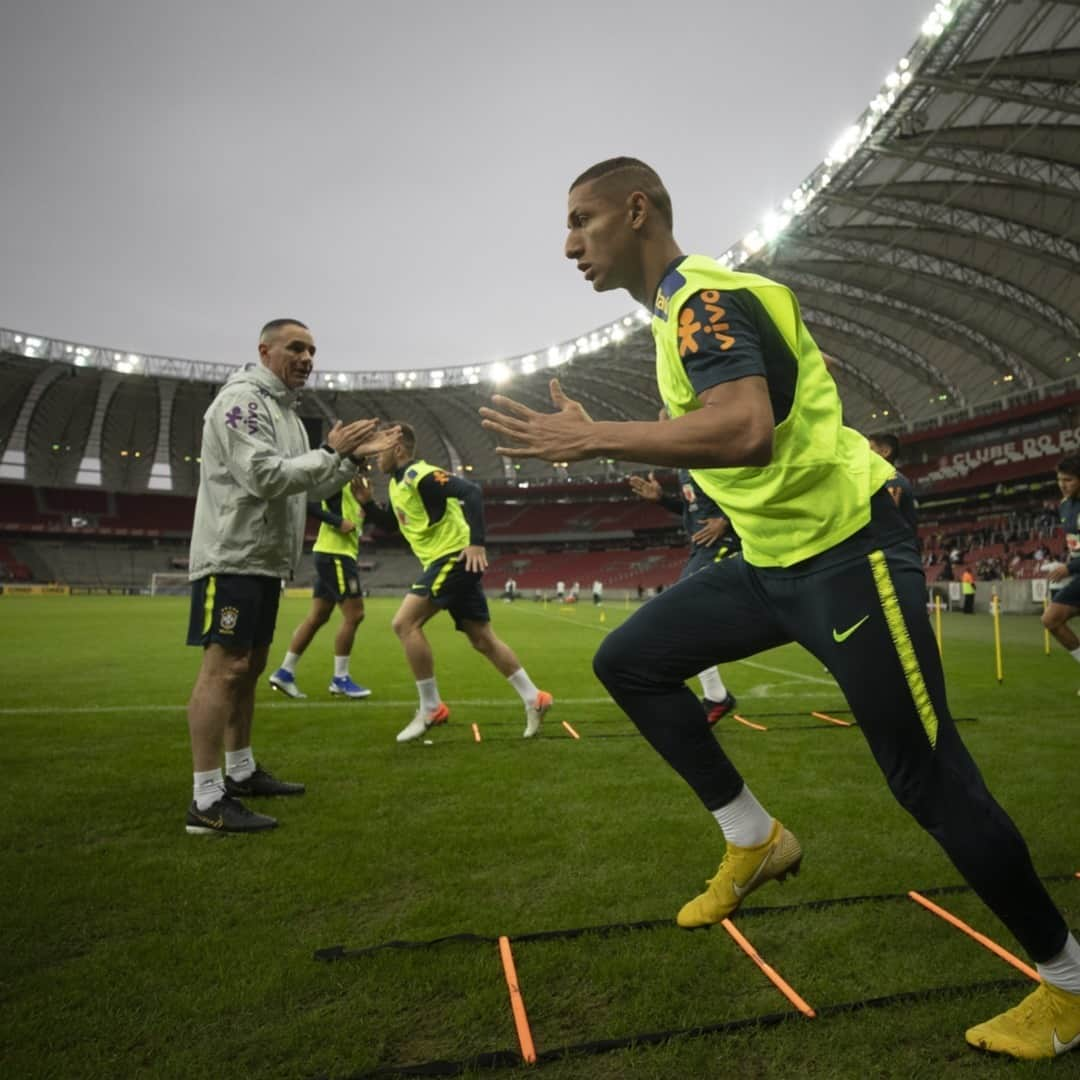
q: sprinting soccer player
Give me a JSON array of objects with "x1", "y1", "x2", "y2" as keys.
[
  {"x1": 1041, "y1": 455, "x2": 1080, "y2": 674},
  {"x1": 480, "y1": 158, "x2": 1080, "y2": 1060},
  {"x1": 359, "y1": 422, "x2": 553, "y2": 742},
  {"x1": 629, "y1": 466, "x2": 738, "y2": 723},
  {"x1": 269, "y1": 472, "x2": 373, "y2": 700},
  {"x1": 868, "y1": 433, "x2": 918, "y2": 534},
  {"x1": 185, "y1": 318, "x2": 397, "y2": 835}
]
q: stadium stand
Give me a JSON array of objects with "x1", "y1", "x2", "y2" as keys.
[{"x1": 2, "y1": 0, "x2": 1078, "y2": 595}]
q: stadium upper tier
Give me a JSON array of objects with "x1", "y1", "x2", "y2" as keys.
[{"x1": 2, "y1": 0, "x2": 1078, "y2": 491}]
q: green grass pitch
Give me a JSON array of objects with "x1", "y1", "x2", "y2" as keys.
[{"x1": 2, "y1": 594, "x2": 1077, "y2": 1078}]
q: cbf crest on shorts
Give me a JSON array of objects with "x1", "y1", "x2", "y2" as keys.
[{"x1": 219, "y1": 606, "x2": 239, "y2": 634}]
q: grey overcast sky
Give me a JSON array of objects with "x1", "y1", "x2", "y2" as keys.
[{"x1": 0, "y1": 0, "x2": 933, "y2": 372}]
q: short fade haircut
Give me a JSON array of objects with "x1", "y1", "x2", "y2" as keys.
[
  {"x1": 1057, "y1": 454, "x2": 1080, "y2": 478},
  {"x1": 259, "y1": 318, "x2": 309, "y2": 341},
  {"x1": 570, "y1": 157, "x2": 673, "y2": 230},
  {"x1": 869, "y1": 432, "x2": 900, "y2": 462},
  {"x1": 387, "y1": 420, "x2": 416, "y2": 456}
]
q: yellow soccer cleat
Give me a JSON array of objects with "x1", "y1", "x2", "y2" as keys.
[
  {"x1": 966, "y1": 982, "x2": 1080, "y2": 1060},
  {"x1": 677, "y1": 819, "x2": 802, "y2": 929}
]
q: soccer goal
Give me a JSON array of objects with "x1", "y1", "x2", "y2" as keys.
[{"x1": 149, "y1": 572, "x2": 192, "y2": 597}]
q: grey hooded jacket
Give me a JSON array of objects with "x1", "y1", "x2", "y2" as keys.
[{"x1": 188, "y1": 363, "x2": 356, "y2": 581}]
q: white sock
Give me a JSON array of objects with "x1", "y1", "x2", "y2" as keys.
[
  {"x1": 225, "y1": 747, "x2": 255, "y2": 782},
  {"x1": 1038, "y1": 933, "x2": 1080, "y2": 995},
  {"x1": 698, "y1": 666, "x2": 727, "y2": 701},
  {"x1": 507, "y1": 667, "x2": 540, "y2": 706},
  {"x1": 193, "y1": 768, "x2": 225, "y2": 810},
  {"x1": 710, "y1": 785, "x2": 774, "y2": 848},
  {"x1": 334, "y1": 656, "x2": 350, "y2": 679},
  {"x1": 417, "y1": 677, "x2": 441, "y2": 713},
  {"x1": 282, "y1": 651, "x2": 300, "y2": 674},
  {"x1": 1070, "y1": 647, "x2": 1080, "y2": 666}
]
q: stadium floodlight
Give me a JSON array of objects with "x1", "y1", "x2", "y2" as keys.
[
  {"x1": 489, "y1": 361, "x2": 511, "y2": 385},
  {"x1": 520, "y1": 354, "x2": 536, "y2": 374},
  {"x1": 761, "y1": 211, "x2": 790, "y2": 243},
  {"x1": 742, "y1": 231, "x2": 765, "y2": 256},
  {"x1": 826, "y1": 125, "x2": 861, "y2": 166}
]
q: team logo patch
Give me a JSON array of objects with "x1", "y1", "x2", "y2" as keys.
[
  {"x1": 219, "y1": 606, "x2": 239, "y2": 633},
  {"x1": 678, "y1": 290, "x2": 736, "y2": 358},
  {"x1": 348, "y1": 578, "x2": 359, "y2": 594},
  {"x1": 405, "y1": 468, "x2": 418, "y2": 482},
  {"x1": 433, "y1": 470, "x2": 450, "y2": 485},
  {"x1": 224, "y1": 401, "x2": 260, "y2": 434}
]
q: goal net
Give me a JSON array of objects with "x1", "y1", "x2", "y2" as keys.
[{"x1": 149, "y1": 572, "x2": 192, "y2": 597}]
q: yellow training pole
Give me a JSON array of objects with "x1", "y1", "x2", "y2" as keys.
[
  {"x1": 934, "y1": 595, "x2": 943, "y2": 659},
  {"x1": 1044, "y1": 596, "x2": 1051, "y2": 656},
  {"x1": 992, "y1": 593, "x2": 1004, "y2": 684}
]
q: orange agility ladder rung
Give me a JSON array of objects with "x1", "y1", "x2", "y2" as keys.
[
  {"x1": 498, "y1": 936, "x2": 537, "y2": 1064},
  {"x1": 908, "y1": 891, "x2": 1039, "y2": 981},
  {"x1": 721, "y1": 918, "x2": 816, "y2": 1018}
]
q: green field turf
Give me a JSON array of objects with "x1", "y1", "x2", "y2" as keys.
[{"x1": 2, "y1": 594, "x2": 1077, "y2": 1079}]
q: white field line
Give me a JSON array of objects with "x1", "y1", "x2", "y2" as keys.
[
  {"x1": 0, "y1": 697, "x2": 616, "y2": 716},
  {"x1": 511, "y1": 604, "x2": 838, "y2": 687},
  {"x1": 1, "y1": 609, "x2": 838, "y2": 715}
]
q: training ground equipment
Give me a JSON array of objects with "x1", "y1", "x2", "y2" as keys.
[{"x1": 149, "y1": 571, "x2": 191, "y2": 596}]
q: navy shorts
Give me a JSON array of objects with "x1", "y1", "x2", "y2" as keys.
[
  {"x1": 409, "y1": 552, "x2": 490, "y2": 629},
  {"x1": 1051, "y1": 576, "x2": 1080, "y2": 608},
  {"x1": 313, "y1": 553, "x2": 362, "y2": 603},
  {"x1": 186, "y1": 574, "x2": 281, "y2": 649}
]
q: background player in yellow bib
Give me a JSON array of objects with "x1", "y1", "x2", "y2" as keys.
[
  {"x1": 480, "y1": 157, "x2": 1080, "y2": 1061},
  {"x1": 269, "y1": 471, "x2": 373, "y2": 700},
  {"x1": 360, "y1": 423, "x2": 553, "y2": 742}
]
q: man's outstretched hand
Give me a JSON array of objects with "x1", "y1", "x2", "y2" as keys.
[
  {"x1": 629, "y1": 471, "x2": 663, "y2": 502},
  {"x1": 479, "y1": 379, "x2": 595, "y2": 462},
  {"x1": 325, "y1": 420, "x2": 401, "y2": 459}
]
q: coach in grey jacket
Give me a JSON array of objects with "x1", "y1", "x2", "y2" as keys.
[{"x1": 183, "y1": 318, "x2": 399, "y2": 836}]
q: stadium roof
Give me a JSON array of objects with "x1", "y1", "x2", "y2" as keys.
[{"x1": 2, "y1": 0, "x2": 1079, "y2": 489}]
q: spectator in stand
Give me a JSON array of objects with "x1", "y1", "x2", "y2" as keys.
[
  {"x1": 1041, "y1": 455, "x2": 1080, "y2": 683},
  {"x1": 184, "y1": 318, "x2": 397, "y2": 836}
]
